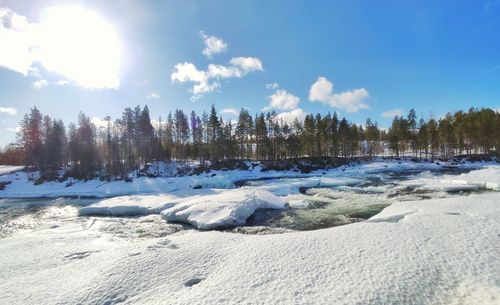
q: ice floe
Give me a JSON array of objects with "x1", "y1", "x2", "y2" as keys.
[{"x1": 161, "y1": 189, "x2": 286, "y2": 229}]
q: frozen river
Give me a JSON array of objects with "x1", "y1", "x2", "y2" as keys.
[{"x1": 0, "y1": 164, "x2": 493, "y2": 238}]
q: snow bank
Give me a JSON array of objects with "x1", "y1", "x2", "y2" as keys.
[
  {"x1": 401, "y1": 165, "x2": 500, "y2": 192},
  {"x1": 0, "y1": 166, "x2": 23, "y2": 175},
  {"x1": 161, "y1": 189, "x2": 286, "y2": 229},
  {"x1": 78, "y1": 194, "x2": 179, "y2": 216},
  {"x1": 0, "y1": 193, "x2": 499, "y2": 304}
]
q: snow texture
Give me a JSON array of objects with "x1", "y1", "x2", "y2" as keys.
[
  {"x1": 160, "y1": 189, "x2": 286, "y2": 229},
  {"x1": 79, "y1": 194, "x2": 179, "y2": 216},
  {"x1": 0, "y1": 192, "x2": 498, "y2": 304},
  {"x1": 401, "y1": 165, "x2": 500, "y2": 192}
]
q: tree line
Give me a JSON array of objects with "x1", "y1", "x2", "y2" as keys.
[{"x1": 1, "y1": 105, "x2": 498, "y2": 180}]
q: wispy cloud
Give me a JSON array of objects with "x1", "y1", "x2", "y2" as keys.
[
  {"x1": 200, "y1": 31, "x2": 228, "y2": 58},
  {"x1": 381, "y1": 108, "x2": 404, "y2": 118},
  {"x1": 221, "y1": 108, "x2": 239, "y2": 116},
  {"x1": 146, "y1": 92, "x2": 161, "y2": 99},
  {"x1": 0, "y1": 107, "x2": 17, "y2": 116},
  {"x1": 309, "y1": 76, "x2": 369, "y2": 113},
  {"x1": 138, "y1": 80, "x2": 149, "y2": 87},
  {"x1": 265, "y1": 83, "x2": 279, "y2": 90},
  {"x1": 32, "y1": 79, "x2": 48, "y2": 89},
  {"x1": 483, "y1": 0, "x2": 500, "y2": 14},
  {"x1": 55, "y1": 80, "x2": 70, "y2": 86}
]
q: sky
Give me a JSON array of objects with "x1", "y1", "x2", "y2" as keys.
[{"x1": 0, "y1": 0, "x2": 499, "y2": 146}]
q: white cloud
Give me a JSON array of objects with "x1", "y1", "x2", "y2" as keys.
[
  {"x1": 276, "y1": 108, "x2": 307, "y2": 125},
  {"x1": 200, "y1": 31, "x2": 228, "y2": 58},
  {"x1": 221, "y1": 108, "x2": 239, "y2": 116},
  {"x1": 91, "y1": 116, "x2": 110, "y2": 128},
  {"x1": 265, "y1": 89, "x2": 300, "y2": 111},
  {"x1": 55, "y1": 80, "x2": 70, "y2": 85},
  {"x1": 32, "y1": 79, "x2": 48, "y2": 89},
  {"x1": 0, "y1": 6, "x2": 122, "y2": 89},
  {"x1": 171, "y1": 57, "x2": 263, "y2": 100},
  {"x1": 229, "y1": 57, "x2": 263, "y2": 73},
  {"x1": 0, "y1": 107, "x2": 17, "y2": 116},
  {"x1": 150, "y1": 119, "x2": 164, "y2": 129},
  {"x1": 146, "y1": 92, "x2": 161, "y2": 99},
  {"x1": 0, "y1": 7, "x2": 41, "y2": 76},
  {"x1": 265, "y1": 83, "x2": 279, "y2": 90},
  {"x1": 309, "y1": 76, "x2": 369, "y2": 113},
  {"x1": 381, "y1": 108, "x2": 404, "y2": 118}
]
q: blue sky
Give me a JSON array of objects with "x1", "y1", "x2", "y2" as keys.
[{"x1": 0, "y1": 0, "x2": 499, "y2": 146}]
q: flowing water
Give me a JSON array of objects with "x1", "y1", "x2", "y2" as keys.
[{"x1": 0, "y1": 166, "x2": 491, "y2": 238}]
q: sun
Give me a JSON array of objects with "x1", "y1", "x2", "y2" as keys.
[{"x1": 38, "y1": 5, "x2": 122, "y2": 89}]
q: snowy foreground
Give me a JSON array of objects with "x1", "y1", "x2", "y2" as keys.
[
  {"x1": 0, "y1": 160, "x2": 499, "y2": 304},
  {"x1": 0, "y1": 192, "x2": 499, "y2": 304}
]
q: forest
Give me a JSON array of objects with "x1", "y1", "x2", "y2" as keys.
[{"x1": 0, "y1": 105, "x2": 498, "y2": 181}]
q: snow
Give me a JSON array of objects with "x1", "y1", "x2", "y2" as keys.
[
  {"x1": 0, "y1": 192, "x2": 499, "y2": 304},
  {"x1": 78, "y1": 188, "x2": 287, "y2": 229},
  {"x1": 79, "y1": 194, "x2": 179, "y2": 216},
  {"x1": 160, "y1": 189, "x2": 286, "y2": 229},
  {"x1": 401, "y1": 165, "x2": 500, "y2": 192},
  {"x1": 0, "y1": 159, "x2": 496, "y2": 199},
  {"x1": 0, "y1": 165, "x2": 23, "y2": 175}
]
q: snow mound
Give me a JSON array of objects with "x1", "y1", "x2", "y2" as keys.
[
  {"x1": 161, "y1": 189, "x2": 286, "y2": 229},
  {"x1": 79, "y1": 194, "x2": 178, "y2": 216},
  {"x1": 453, "y1": 166, "x2": 500, "y2": 191},
  {"x1": 401, "y1": 166, "x2": 500, "y2": 192}
]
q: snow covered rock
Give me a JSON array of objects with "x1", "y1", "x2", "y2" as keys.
[{"x1": 161, "y1": 189, "x2": 286, "y2": 229}]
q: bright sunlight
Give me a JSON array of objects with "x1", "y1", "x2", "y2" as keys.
[{"x1": 38, "y1": 5, "x2": 122, "y2": 89}]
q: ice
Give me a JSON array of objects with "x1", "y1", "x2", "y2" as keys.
[
  {"x1": 79, "y1": 194, "x2": 179, "y2": 216},
  {"x1": 0, "y1": 159, "x2": 496, "y2": 199},
  {"x1": 257, "y1": 176, "x2": 361, "y2": 196},
  {"x1": 400, "y1": 165, "x2": 500, "y2": 193},
  {"x1": 0, "y1": 192, "x2": 499, "y2": 304},
  {"x1": 161, "y1": 189, "x2": 287, "y2": 229}
]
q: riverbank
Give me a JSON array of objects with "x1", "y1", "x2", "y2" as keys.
[{"x1": 0, "y1": 157, "x2": 497, "y2": 199}]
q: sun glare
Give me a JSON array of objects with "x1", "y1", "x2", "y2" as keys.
[{"x1": 38, "y1": 5, "x2": 122, "y2": 89}]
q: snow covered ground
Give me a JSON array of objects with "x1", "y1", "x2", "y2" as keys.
[
  {"x1": 0, "y1": 192, "x2": 498, "y2": 304},
  {"x1": 0, "y1": 160, "x2": 499, "y2": 304},
  {"x1": 0, "y1": 165, "x2": 24, "y2": 175}
]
